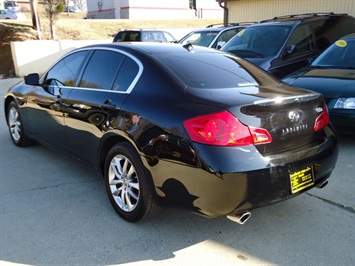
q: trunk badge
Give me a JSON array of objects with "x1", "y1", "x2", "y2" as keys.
[{"x1": 288, "y1": 111, "x2": 300, "y2": 123}]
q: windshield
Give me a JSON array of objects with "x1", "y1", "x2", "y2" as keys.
[
  {"x1": 311, "y1": 39, "x2": 355, "y2": 69},
  {"x1": 179, "y1": 31, "x2": 219, "y2": 47},
  {"x1": 222, "y1": 26, "x2": 292, "y2": 58}
]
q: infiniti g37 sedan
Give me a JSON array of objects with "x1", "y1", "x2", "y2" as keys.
[{"x1": 4, "y1": 43, "x2": 338, "y2": 224}]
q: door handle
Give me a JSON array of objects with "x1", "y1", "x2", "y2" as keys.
[{"x1": 102, "y1": 99, "x2": 116, "y2": 110}]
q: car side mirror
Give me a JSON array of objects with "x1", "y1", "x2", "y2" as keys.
[
  {"x1": 286, "y1": 44, "x2": 296, "y2": 55},
  {"x1": 217, "y1": 41, "x2": 226, "y2": 50},
  {"x1": 281, "y1": 44, "x2": 296, "y2": 59},
  {"x1": 24, "y1": 73, "x2": 39, "y2": 85}
]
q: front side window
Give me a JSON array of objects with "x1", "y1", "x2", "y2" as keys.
[
  {"x1": 45, "y1": 50, "x2": 89, "y2": 86},
  {"x1": 79, "y1": 50, "x2": 125, "y2": 90},
  {"x1": 286, "y1": 25, "x2": 315, "y2": 55},
  {"x1": 179, "y1": 31, "x2": 219, "y2": 47},
  {"x1": 213, "y1": 28, "x2": 241, "y2": 48}
]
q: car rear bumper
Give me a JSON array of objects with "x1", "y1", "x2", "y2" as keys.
[{"x1": 148, "y1": 127, "x2": 338, "y2": 218}]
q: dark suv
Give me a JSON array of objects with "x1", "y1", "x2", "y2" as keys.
[
  {"x1": 178, "y1": 23, "x2": 253, "y2": 49},
  {"x1": 113, "y1": 29, "x2": 176, "y2": 43},
  {"x1": 221, "y1": 13, "x2": 355, "y2": 78}
]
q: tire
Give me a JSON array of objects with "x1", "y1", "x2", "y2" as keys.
[
  {"x1": 7, "y1": 101, "x2": 34, "y2": 147},
  {"x1": 104, "y1": 142, "x2": 161, "y2": 222}
]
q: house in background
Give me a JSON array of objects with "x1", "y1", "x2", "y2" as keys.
[{"x1": 86, "y1": 0, "x2": 223, "y2": 19}]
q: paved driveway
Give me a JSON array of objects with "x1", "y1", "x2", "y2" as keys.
[{"x1": 1, "y1": 78, "x2": 354, "y2": 266}]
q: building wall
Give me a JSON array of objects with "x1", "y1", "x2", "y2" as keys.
[
  {"x1": 87, "y1": 0, "x2": 116, "y2": 19},
  {"x1": 87, "y1": 0, "x2": 223, "y2": 19},
  {"x1": 227, "y1": 0, "x2": 355, "y2": 22}
]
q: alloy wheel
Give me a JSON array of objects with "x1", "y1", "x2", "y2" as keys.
[{"x1": 108, "y1": 154, "x2": 140, "y2": 212}]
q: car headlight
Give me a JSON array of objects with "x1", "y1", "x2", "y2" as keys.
[{"x1": 334, "y1": 98, "x2": 355, "y2": 109}]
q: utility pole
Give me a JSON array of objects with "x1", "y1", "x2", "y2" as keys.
[{"x1": 30, "y1": 0, "x2": 41, "y2": 40}]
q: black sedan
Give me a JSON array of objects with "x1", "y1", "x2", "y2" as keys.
[
  {"x1": 4, "y1": 43, "x2": 338, "y2": 224},
  {"x1": 283, "y1": 34, "x2": 355, "y2": 135}
]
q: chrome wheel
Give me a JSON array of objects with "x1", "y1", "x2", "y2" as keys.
[
  {"x1": 105, "y1": 143, "x2": 161, "y2": 222},
  {"x1": 108, "y1": 154, "x2": 140, "y2": 212},
  {"x1": 8, "y1": 105, "x2": 22, "y2": 142},
  {"x1": 7, "y1": 101, "x2": 34, "y2": 147}
]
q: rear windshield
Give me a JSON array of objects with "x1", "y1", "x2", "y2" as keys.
[
  {"x1": 154, "y1": 52, "x2": 280, "y2": 88},
  {"x1": 114, "y1": 31, "x2": 141, "y2": 42}
]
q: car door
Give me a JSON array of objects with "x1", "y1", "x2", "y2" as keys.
[
  {"x1": 63, "y1": 48, "x2": 141, "y2": 166},
  {"x1": 25, "y1": 50, "x2": 89, "y2": 152}
]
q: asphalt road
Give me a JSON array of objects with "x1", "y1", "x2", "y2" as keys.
[{"x1": 1, "y1": 78, "x2": 354, "y2": 266}]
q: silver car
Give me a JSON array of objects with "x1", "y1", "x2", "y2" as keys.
[{"x1": 0, "y1": 9, "x2": 26, "y2": 20}]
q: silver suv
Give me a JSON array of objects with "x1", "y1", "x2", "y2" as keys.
[{"x1": 178, "y1": 23, "x2": 253, "y2": 49}]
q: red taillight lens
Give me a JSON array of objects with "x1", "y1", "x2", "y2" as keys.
[
  {"x1": 183, "y1": 111, "x2": 272, "y2": 146},
  {"x1": 314, "y1": 103, "x2": 330, "y2": 131}
]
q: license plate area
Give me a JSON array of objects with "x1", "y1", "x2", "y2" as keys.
[{"x1": 289, "y1": 166, "x2": 314, "y2": 194}]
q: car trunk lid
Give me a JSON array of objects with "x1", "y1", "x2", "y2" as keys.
[{"x1": 186, "y1": 84, "x2": 328, "y2": 154}]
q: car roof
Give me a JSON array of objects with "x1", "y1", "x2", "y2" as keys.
[
  {"x1": 259, "y1": 12, "x2": 350, "y2": 24},
  {"x1": 119, "y1": 29, "x2": 169, "y2": 32},
  {"x1": 78, "y1": 42, "x2": 222, "y2": 56},
  {"x1": 342, "y1": 33, "x2": 355, "y2": 40},
  {"x1": 190, "y1": 23, "x2": 254, "y2": 33},
  {"x1": 242, "y1": 13, "x2": 352, "y2": 30}
]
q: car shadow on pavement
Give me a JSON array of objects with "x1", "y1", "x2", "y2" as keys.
[{"x1": 1, "y1": 124, "x2": 354, "y2": 266}]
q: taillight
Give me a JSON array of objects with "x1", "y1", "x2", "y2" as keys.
[
  {"x1": 314, "y1": 103, "x2": 330, "y2": 131},
  {"x1": 183, "y1": 111, "x2": 272, "y2": 146}
]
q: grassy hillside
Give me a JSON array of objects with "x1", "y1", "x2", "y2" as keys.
[{"x1": 0, "y1": 13, "x2": 222, "y2": 78}]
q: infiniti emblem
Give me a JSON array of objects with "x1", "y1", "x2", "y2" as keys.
[{"x1": 288, "y1": 111, "x2": 300, "y2": 123}]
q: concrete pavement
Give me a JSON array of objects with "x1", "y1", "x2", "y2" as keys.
[{"x1": 1, "y1": 78, "x2": 354, "y2": 266}]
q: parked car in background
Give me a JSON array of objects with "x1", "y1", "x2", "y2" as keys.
[
  {"x1": 64, "y1": 5, "x2": 80, "y2": 12},
  {"x1": 222, "y1": 13, "x2": 355, "y2": 78},
  {"x1": 0, "y1": 9, "x2": 26, "y2": 20},
  {"x1": 283, "y1": 34, "x2": 355, "y2": 135},
  {"x1": 178, "y1": 23, "x2": 253, "y2": 49},
  {"x1": 4, "y1": 1, "x2": 20, "y2": 11},
  {"x1": 4, "y1": 43, "x2": 338, "y2": 224},
  {"x1": 113, "y1": 29, "x2": 176, "y2": 43}
]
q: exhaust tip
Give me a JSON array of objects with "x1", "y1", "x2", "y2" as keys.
[
  {"x1": 317, "y1": 180, "x2": 328, "y2": 189},
  {"x1": 227, "y1": 212, "x2": 251, "y2": 224}
]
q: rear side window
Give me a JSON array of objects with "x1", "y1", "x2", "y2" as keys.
[
  {"x1": 45, "y1": 51, "x2": 89, "y2": 86},
  {"x1": 112, "y1": 57, "x2": 140, "y2": 92},
  {"x1": 286, "y1": 25, "x2": 315, "y2": 54},
  {"x1": 79, "y1": 50, "x2": 125, "y2": 90}
]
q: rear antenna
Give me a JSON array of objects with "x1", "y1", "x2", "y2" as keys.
[{"x1": 183, "y1": 43, "x2": 193, "y2": 52}]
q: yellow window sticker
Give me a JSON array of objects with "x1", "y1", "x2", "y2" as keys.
[
  {"x1": 335, "y1": 40, "x2": 347, "y2": 47},
  {"x1": 237, "y1": 29, "x2": 245, "y2": 37}
]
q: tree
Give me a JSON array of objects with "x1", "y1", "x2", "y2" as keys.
[{"x1": 44, "y1": 0, "x2": 64, "y2": 39}]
